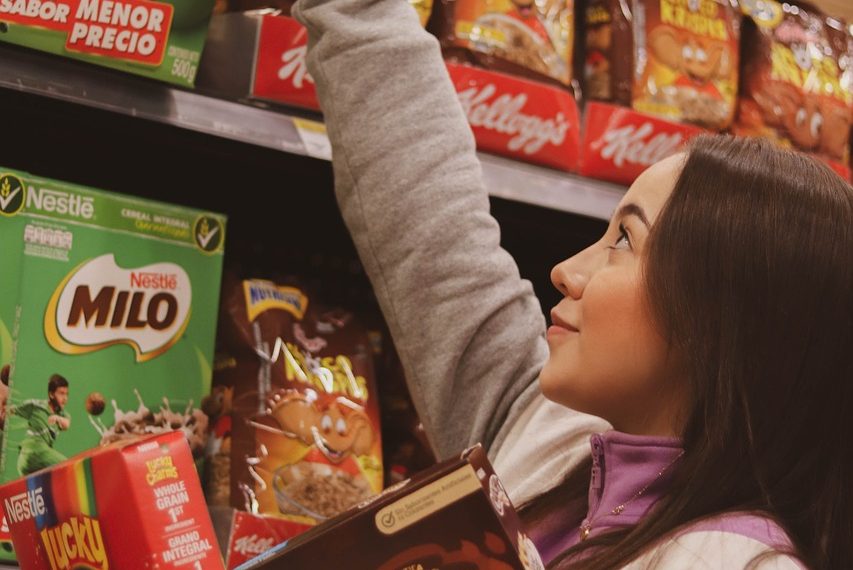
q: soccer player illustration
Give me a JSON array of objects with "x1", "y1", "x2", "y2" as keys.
[{"x1": 11, "y1": 374, "x2": 71, "y2": 475}]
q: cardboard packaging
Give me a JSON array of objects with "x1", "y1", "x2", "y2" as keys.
[
  {"x1": 0, "y1": 430, "x2": 225, "y2": 570},
  {"x1": 0, "y1": 0, "x2": 216, "y2": 87},
  {"x1": 0, "y1": 167, "x2": 225, "y2": 561},
  {"x1": 235, "y1": 445, "x2": 544, "y2": 570}
]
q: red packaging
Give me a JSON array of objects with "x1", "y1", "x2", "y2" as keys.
[
  {"x1": 580, "y1": 102, "x2": 704, "y2": 185},
  {"x1": 0, "y1": 431, "x2": 224, "y2": 570},
  {"x1": 447, "y1": 62, "x2": 582, "y2": 171},
  {"x1": 225, "y1": 511, "x2": 310, "y2": 569},
  {"x1": 251, "y1": 15, "x2": 321, "y2": 111}
]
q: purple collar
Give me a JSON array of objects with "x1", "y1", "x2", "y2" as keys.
[
  {"x1": 581, "y1": 431, "x2": 683, "y2": 538},
  {"x1": 533, "y1": 430, "x2": 683, "y2": 564}
]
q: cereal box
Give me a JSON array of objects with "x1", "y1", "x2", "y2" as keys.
[
  {"x1": 0, "y1": 167, "x2": 225, "y2": 561},
  {"x1": 0, "y1": 0, "x2": 216, "y2": 87},
  {"x1": 632, "y1": 0, "x2": 740, "y2": 130},
  {"x1": 0, "y1": 430, "x2": 225, "y2": 570},
  {"x1": 208, "y1": 278, "x2": 382, "y2": 526},
  {"x1": 235, "y1": 445, "x2": 544, "y2": 570}
]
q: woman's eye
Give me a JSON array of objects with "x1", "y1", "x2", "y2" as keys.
[{"x1": 612, "y1": 225, "x2": 631, "y2": 250}]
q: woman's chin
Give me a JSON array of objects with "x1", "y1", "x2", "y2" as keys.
[{"x1": 538, "y1": 368, "x2": 572, "y2": 405}]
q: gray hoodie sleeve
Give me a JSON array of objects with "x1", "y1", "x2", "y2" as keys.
[{"x1": 291, "y1": 0, "x2": 549, "y2": 460}]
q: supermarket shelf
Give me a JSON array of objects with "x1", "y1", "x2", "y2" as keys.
[{"x1": 0, "y1": 43, "x2": 624, "y2": 221}]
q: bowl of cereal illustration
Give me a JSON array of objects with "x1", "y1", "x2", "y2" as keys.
[{"x1": 272, "y1": 462, "x2": 373, "y2": 521}]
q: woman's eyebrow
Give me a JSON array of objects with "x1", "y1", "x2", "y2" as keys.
[{"x1": 614, "y1": 203, "x2": 651, "y2": 229}]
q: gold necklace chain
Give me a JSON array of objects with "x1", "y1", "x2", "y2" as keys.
[{"x1": 579, "y1": 450, "x2": 685, "y2": 541}]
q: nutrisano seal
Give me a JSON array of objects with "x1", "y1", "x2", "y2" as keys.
[
  {"x1": 436, "y1": 0, "x2": 575, "y2": 86},
  {"x1": 735, "y1": 1, "x2": 851, "y2": 161},
  {"x1": 207, "y1": 279, "x2": 382, "y2": 529},
  {"x1": 632, "y1": 0, "x2": 740, "y2": 129}
]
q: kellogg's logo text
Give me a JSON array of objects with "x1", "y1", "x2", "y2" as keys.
[
  {"x1": 597, "y1": 123, "x2": 685, "y2": 168},
  {"x1": 456, "y1": 84, "x2": 569, "y2": 154},
  {"x1": 233, "y1": 534, "x2": 275, "y2": 557}
]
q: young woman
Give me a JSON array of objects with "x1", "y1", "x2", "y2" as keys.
[{"x1": 289, "y1": 0, "x2": 853, "y2": 567}]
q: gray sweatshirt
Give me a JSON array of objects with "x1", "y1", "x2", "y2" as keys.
[{"x1": 290, "y1": 1, "x2": 803, "y2": 567}]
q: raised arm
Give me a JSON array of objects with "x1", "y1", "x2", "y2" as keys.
[{"x1": 292, "y1": 0, "x2": 549, "y2": 459}]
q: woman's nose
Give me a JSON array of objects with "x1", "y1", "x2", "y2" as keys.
[{"x1": 550, "y1": 257, "x2": 589, "y2": 300}]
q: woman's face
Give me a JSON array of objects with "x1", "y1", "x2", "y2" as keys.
[{"x1": 541, "y1": 154, "x2": 687, "y2": 436}]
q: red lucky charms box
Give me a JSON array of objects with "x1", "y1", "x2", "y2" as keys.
[
  {"x1": 580, "y1": 102, "x2": 705, "y2": 186},
  {"x1": 446, "y1": 62, "x2": 581, "y2": 172},
  {"x1": 0, "y1": 431, "x2": 223, "y2": 570}
]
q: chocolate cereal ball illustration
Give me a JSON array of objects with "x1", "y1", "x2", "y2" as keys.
[{"x1": 86, "y1": 392, "x2": 106, "y2": 416}]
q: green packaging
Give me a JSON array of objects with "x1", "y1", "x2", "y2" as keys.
[
  {"x1": 0, "y1": 167, "x2": 225, "y2": 559},
  {"x1": 0, "y1": 0, "x2": 216, "y2": 87}
]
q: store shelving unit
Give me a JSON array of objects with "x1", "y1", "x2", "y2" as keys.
[
  {"x1": 0, "y1": 42, "x2": 625, "y2": 223},
  {"x1": 0, "y1": 35, "x2": 621, "y2": 570}
]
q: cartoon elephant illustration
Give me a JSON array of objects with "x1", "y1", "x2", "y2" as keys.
[{"x1": 267, "y1": 389, "x2": 373, "y2": 463}]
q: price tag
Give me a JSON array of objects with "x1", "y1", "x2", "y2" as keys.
[{"x1": 293, "y1": 118, "x2": 332, "y2": 161}]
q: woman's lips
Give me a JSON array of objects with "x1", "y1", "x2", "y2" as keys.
[{"x1": 548, "y1": 311, "x2": 579, "y2": 337}]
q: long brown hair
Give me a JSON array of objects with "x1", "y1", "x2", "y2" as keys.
[{"x1": 521, "y1": 135, "x2": 853, "y2": 569}]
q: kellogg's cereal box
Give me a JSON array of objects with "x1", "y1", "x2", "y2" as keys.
[
  {"x1": 632, "y1": 0, "x2": 740, "y2": 129},
  {"x1": 0, "y1": 431, "x2": 225, "y2": 570},
  {"x1": 0, "y1": 167, "x2": 225, "y2": 561}
]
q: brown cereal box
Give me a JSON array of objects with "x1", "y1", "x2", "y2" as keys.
[
  {"x1": 206, "y1": 279, "x2": 382, "y2": 529},
  {"x1": 236, "y1": 445, "x2": 543, "y2": 570}
]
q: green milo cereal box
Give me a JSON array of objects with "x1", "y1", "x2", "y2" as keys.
[
  {"x1": 0, "y1": 0, "x2": 216, "y2": 87},
  {"x1": 0, "y1": 168, "x2": 225, "y2": 560}
]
